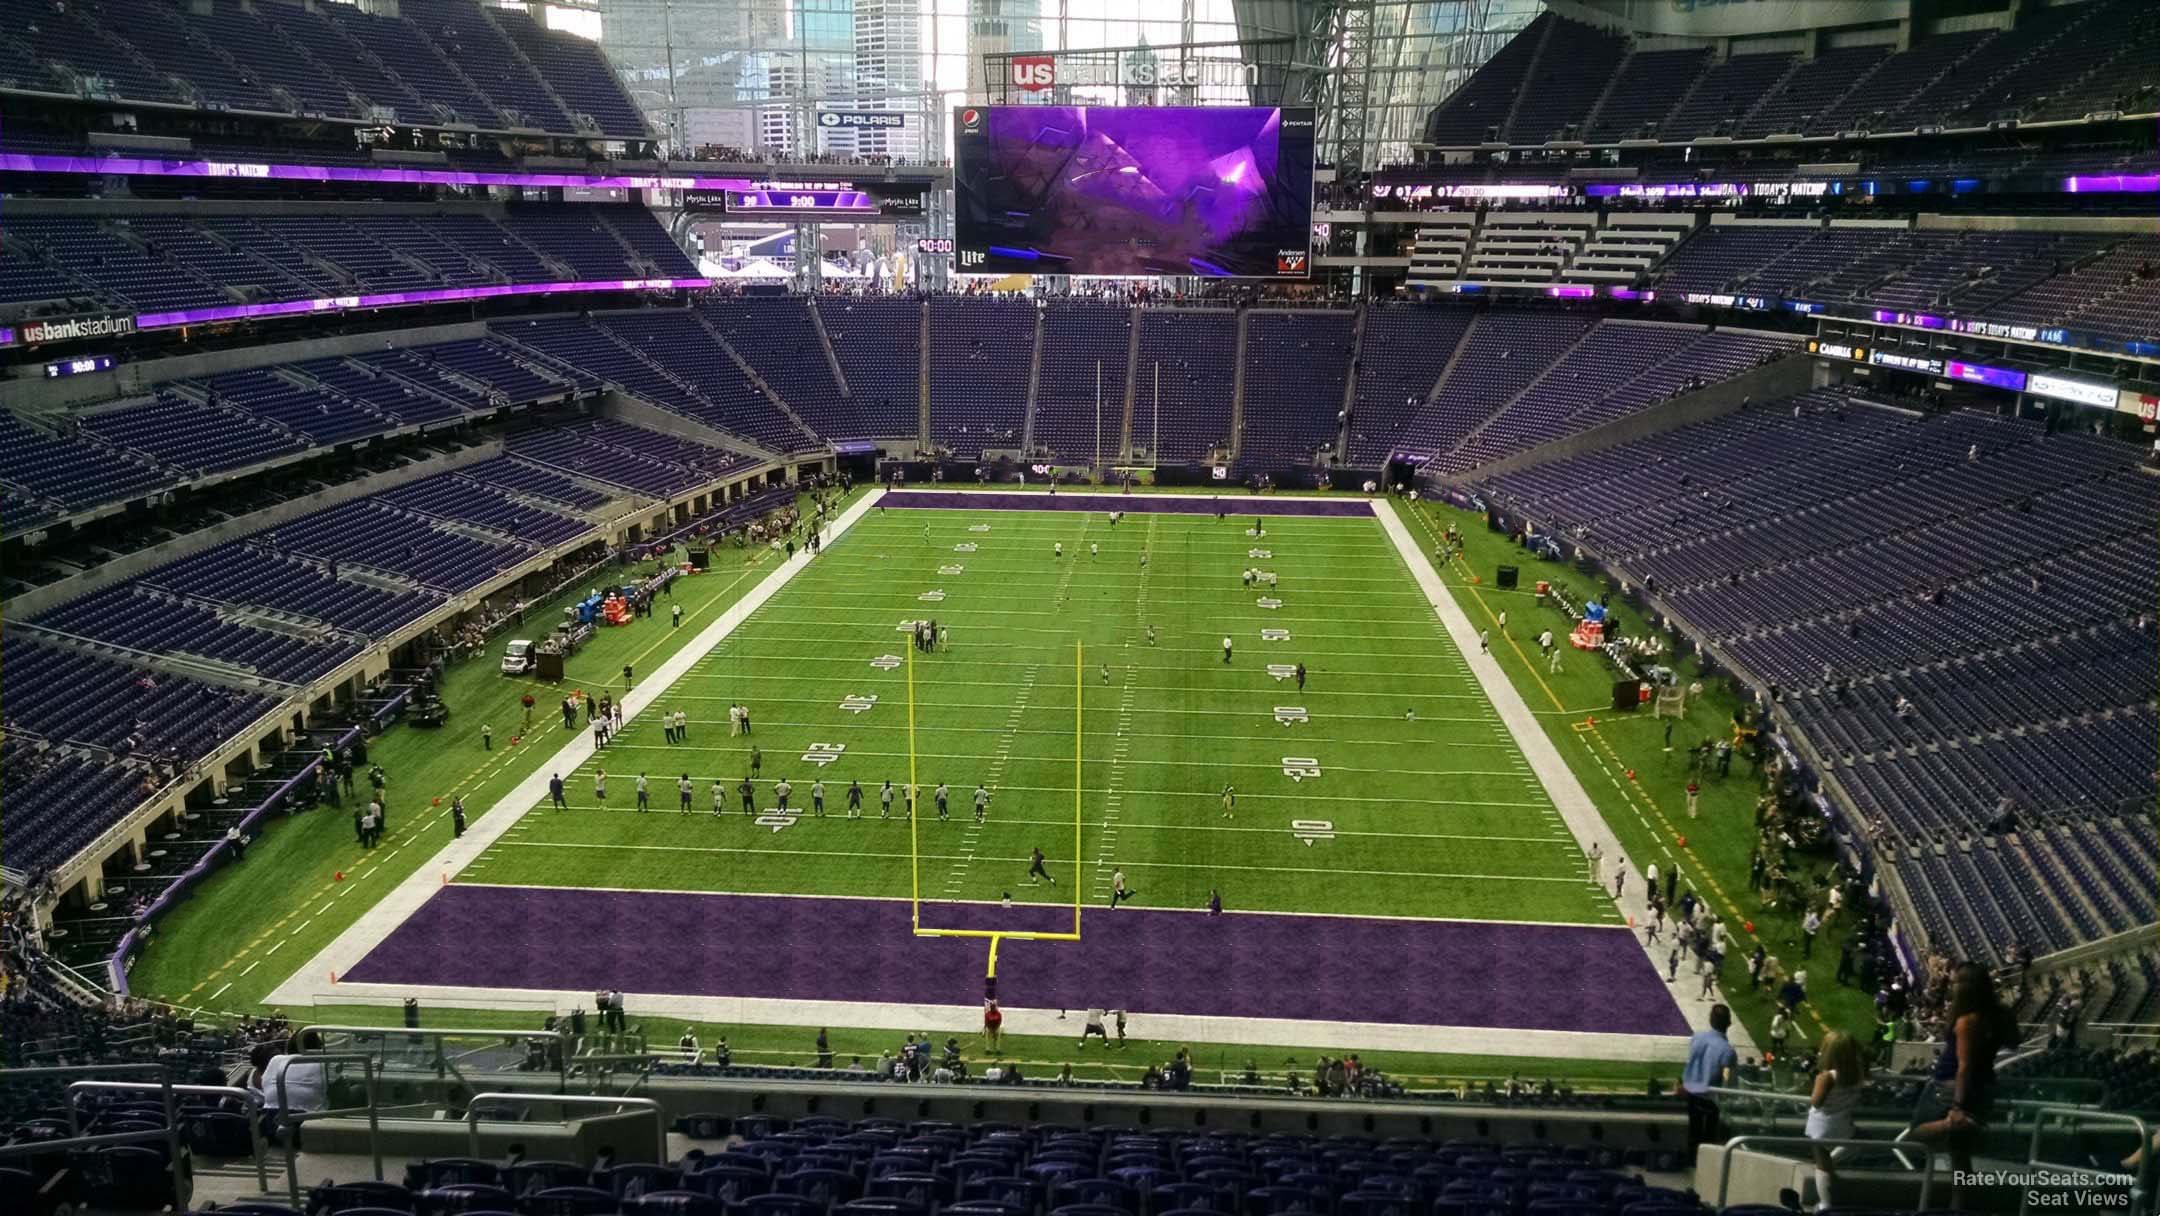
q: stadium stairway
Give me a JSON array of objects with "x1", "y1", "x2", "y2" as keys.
[
  {"x1": 689, "y1": 312, "x2": 826, "y2": 451},
  {"x1": 1226, "y1": 311, "x2": 1252, "y2": 466},
  {"x1": 1019, "y1": 305, "x2": 1048, "y2": 458}
]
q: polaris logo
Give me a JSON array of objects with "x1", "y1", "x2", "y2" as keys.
[{"x1": 1011, "y1": 55, "x2": 1056, "y2": 91}]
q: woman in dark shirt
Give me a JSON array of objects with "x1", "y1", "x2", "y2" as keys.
[{"x1": 1906, "y1": 962, "x2": 2019, "y2": 1209}]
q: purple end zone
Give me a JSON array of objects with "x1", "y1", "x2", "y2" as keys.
[
  {"x1": 880, "y1": 491, "x2": 1375, "y2": 518},
  {"x1": 343, "y1": 887, "x2": 1688, "y2": 1037}
]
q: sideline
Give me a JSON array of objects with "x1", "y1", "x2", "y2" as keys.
[
  {"x1": 283, "y1": 972, "x2": 1693, "y2": 1062},
  {"x1": 1370, "y1": 499, "x2": 1755, "y2": 1055},
  {"x1": 266, "y1": 489, "x2": 885, "y2": 1007}
]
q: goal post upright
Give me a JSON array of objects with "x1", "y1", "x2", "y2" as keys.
[
  {"x1": 907, "y1": 629, "x2": 1084, "y2": 953},
  {"x1": 1072, "y1": 635, "x2": 1083, "y2": 938},
  {"x1": 907, "y1": 623, "x2": 920, "y2": 932}
]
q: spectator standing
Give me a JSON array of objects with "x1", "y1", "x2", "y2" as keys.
[
  {"x1": 1807, "y1": 1031, "x2": 1866, "y2": 1212},
  {"x1": 1680, "y1": 1003, "x2": 1738, "y2": 1152},
  {"x1": 1904, "y1": 962, "x2": 2016, "y2": 1209}
]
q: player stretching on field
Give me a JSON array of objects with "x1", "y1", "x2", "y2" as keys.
[{"x1": 1028, "y1": 846, "x2": 1055, "y2": 885}]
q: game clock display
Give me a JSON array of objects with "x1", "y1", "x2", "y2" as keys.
[{"x1": 953, "y1": 105, "x2": 1316, "y2": 278}]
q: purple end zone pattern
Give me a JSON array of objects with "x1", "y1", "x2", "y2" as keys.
[
  {"x1": 882, "y1": 491, "x2": 1374, "y2": 518},
  {"x1": 343, "y1": 887, "x2": 1688, "y2": 1036}
]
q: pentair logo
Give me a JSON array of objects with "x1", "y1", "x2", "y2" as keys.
[{"x1": 1011, "y1": 55, "x2": 1055, "y2": 91}]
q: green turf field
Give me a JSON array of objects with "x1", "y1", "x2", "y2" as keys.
[
  {"x1": 464, "y1": 504, "x2": 1614, "y2": 929},
  {"x1": 1404, "y1": 499, "x2": 1875, "y2": 1058},
  {"x1": 121, "y1": 487, "x2": 1874, "y2": 1091}
]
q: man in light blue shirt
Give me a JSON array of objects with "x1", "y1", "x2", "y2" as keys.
[{"x1": 1680, "y1": 1003, "x2": 1738, "y2": 1153}]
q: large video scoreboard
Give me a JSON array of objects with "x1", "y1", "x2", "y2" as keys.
[{"x1": 953, "y1": 105, "x2": 1316, "y2": 278}]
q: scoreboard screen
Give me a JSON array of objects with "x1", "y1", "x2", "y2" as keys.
[
  {"x1": 953, "y1": 104, "x2": 1316, "y2": 278},
  {"x1": 683, "y1": 181, "x2": 926, "y2": 219}
]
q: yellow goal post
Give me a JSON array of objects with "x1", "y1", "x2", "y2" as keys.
[{"x1": 907, "y1": 635, "x2": 1083, "y2": 971}]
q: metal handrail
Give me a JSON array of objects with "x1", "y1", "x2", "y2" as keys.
[
  {"x1": 66, "y1": 1080, "x2": 269, "y2": 1191},
  {"x1": 1713, "y1": 1134, "x2": 1935, "y2": 1209},
  {"x1": 299, "y1": 1022, "x2": 572, "y2": 1091},
  {"x1": 463, "y1": 1091, "x2": 665, "y2": 1164},
  {"x1": 278, "y1": 1051, "x2": 380, "y2": 1210},
  {"x1": 0, "y1": 1063, "x2": 186, "y2": 1200},
  {"x1": 2017, "y1": 1103, "x2": 2150, "y2": 1216}
]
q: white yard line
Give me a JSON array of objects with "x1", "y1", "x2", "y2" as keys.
[
  {"x1": 1370, "y1": 498, "x2": 1753, "y2": 1054},
  {"x1": 266, "y1": 489, "x2": 885, "y2": 1006}
]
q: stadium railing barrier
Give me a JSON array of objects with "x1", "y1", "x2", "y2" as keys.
[
  {"x1": 275, "y1": 1051, "x2": 383, "y2": 1209},
  {"x1": 66, "y1": 1078, "x2": 270, "y2": 1192},
  {"x1": 1711, "y1": 1134, "x2": 1934, "y2": 1210},
  {"x1": 1708, "y1": 1084, "x2": 2149, "y2": 1210},
  {"x1": 298, "y1": 1022, "x2": 573, "y2": 1096},
  {"x1": 2019, "y1": 1103, "x2": 2153, "y2": 1213},
  {"x1": 0, "y1": 1063, "x2": 192, "y2": 1205},
  {"x1": 461, "y1": 1091, "x2": 666, "y2": 1163}
]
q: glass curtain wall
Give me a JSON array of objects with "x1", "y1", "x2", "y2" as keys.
[{"x1": 516, "y1": 0, "x2": 1537, "y2": 166}]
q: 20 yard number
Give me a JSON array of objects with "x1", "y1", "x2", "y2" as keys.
[{"x1": 1281, "y1": 756, "x2": 1322, "y2": 782}]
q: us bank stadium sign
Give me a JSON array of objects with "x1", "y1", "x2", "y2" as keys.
[
  {"x1": 1008, "y1": 54, "x2": 1259, "y2": 92},
  {"x1": 21, "y1": 313, "x2": 136, "y2": 344}
]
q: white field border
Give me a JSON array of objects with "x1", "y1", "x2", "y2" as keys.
[
  {"x1": 269, "y1": 490, "x2": 1719, "y2": 1062},
  {"x1": 1371, "y1": 499, "x2": 1750, "y2": 1054}
]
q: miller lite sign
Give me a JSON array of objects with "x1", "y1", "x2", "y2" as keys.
[{"x1": 1011, "y1": 55, "x2": 1056, "y2": 92}]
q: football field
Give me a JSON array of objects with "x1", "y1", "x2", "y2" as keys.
[
  {"x1": 468, "y1": 499, "x2": 1599, "y2": 923},
  {"x1": 294, "y1": 490, "x2": 1688, "y2": 1057}
]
